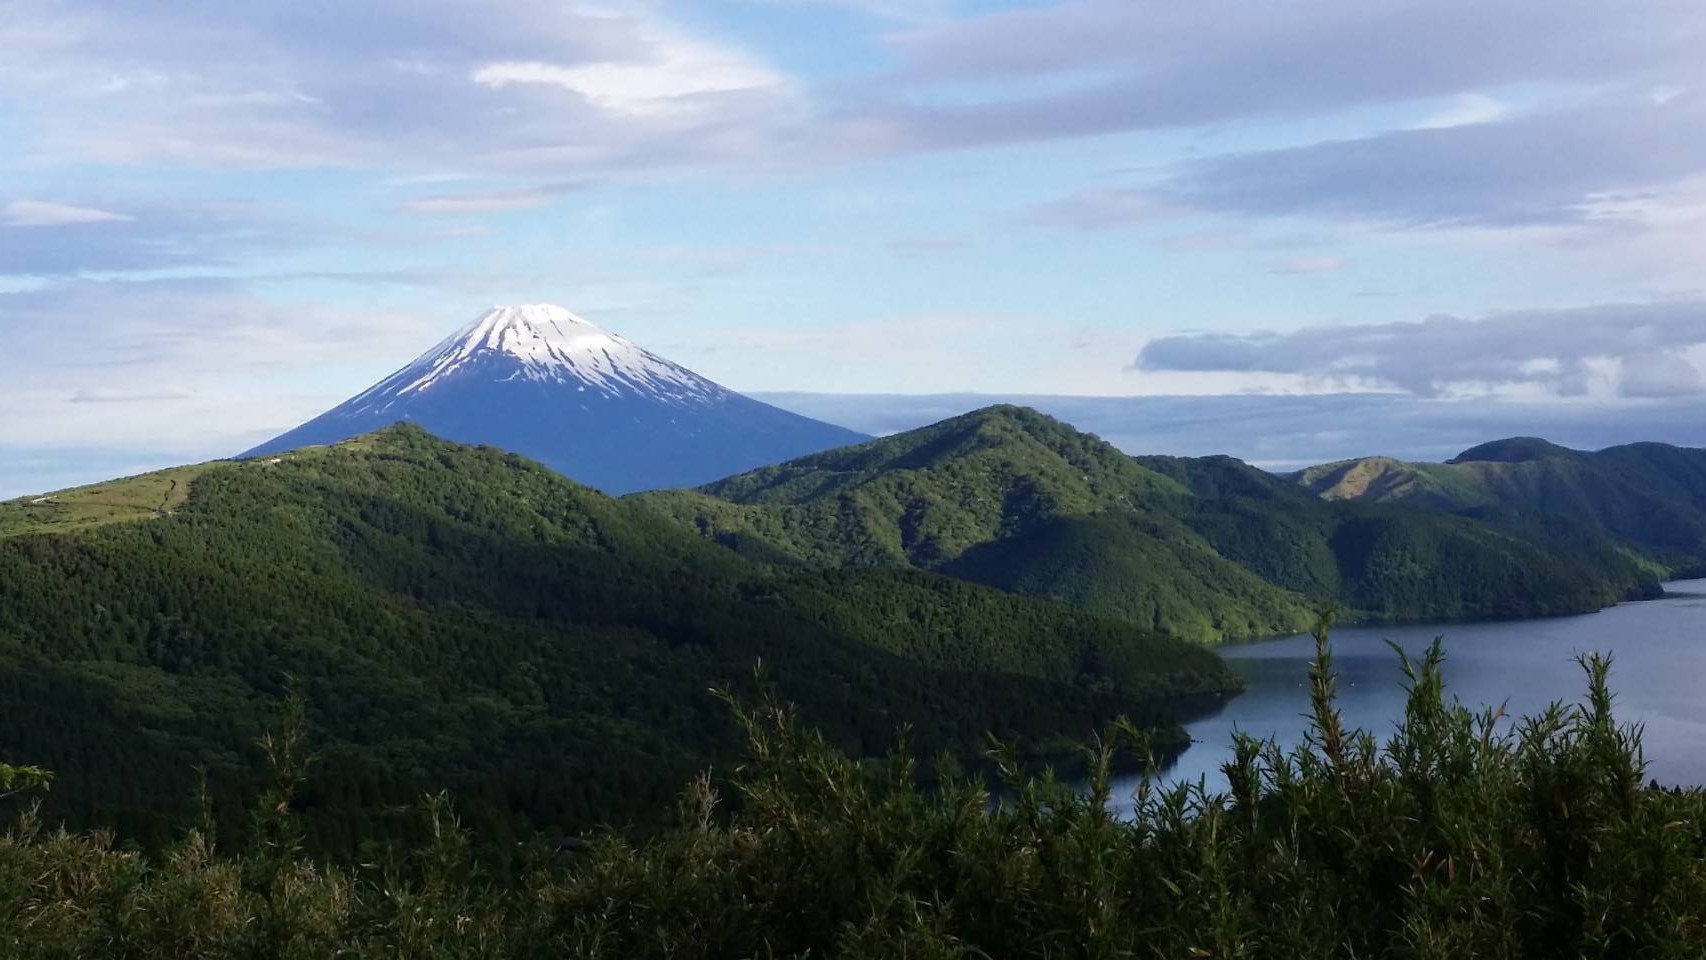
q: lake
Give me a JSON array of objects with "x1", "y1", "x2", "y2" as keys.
[{"x1": 1114, "y1": 579, "x2": 1706, "y2": 806}]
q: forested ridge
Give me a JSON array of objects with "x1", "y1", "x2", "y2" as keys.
[
  {"x1": 1295, "y1": 437, "x2": 1706, "y2": 576},
  {"x1": 640, "y1": 405, "x2": 1661, "y2": 642},
  {"x1": 0, "y1": 425, "x2": 1234, "y2": 854}
]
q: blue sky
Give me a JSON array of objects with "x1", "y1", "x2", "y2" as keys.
[{"x1": 3, "y1": 0, "x2": 1706, "y2": 494}]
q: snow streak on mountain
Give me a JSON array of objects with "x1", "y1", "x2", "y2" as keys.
[{"x1": 241, "y1": 305, "x2": 869, "y2": 493}]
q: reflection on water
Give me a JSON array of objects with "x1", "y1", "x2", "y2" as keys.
[{"x1": 1112, "y1": 580, "x2": 1706, "y2": 809}]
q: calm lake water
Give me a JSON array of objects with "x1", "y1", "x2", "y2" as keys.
[{"x1": 1114, "y1": 579, "x2": 1706, "y2": 806}]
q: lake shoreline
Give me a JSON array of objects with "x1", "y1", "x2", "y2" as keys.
[
  {"x1": 1130, "y1": 578, "x2": 1706, "y2": 800},
  {"x1": 1219, "y1": 581, "x2": 1686, "y2": 650}
]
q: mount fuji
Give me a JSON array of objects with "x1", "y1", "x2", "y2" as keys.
[{"x1": 241, "y1": 304, "x2": 870, "y2": 493}]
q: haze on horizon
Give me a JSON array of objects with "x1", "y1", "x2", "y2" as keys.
[{"x1": 3, "y1": 0, "x2": 1706, "y2": 496}]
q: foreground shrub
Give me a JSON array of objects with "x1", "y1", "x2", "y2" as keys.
[{"x1": 4, "y1": 624, "x2": 1706, "y2": 958}]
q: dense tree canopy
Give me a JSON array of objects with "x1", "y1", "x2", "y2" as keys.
[
  {"x1": 0, "y1": 426, "x2": 1235, "y2": 854},
  {"x1": 1294, "y1": 437, "x2": 1706, "y2": 577},
  {"x1": 4, "y1": 632, "x2": 1704, "y2": 958},
  {"x1": 641, "y1": 406, "x2": 1661, "y2": 642}
]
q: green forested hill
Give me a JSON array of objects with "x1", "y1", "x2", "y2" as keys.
[
  {"x1": 0, "y1": 425, "x2": 1235, "y2": 853},
  {"x1": 1295, "y1": 437, "x2": 1706, "y2": 575},
  {"x1": 639, "y1": 406, "x2": 1319, "y2": 641},
  {"x1": 640, "y1": 406, "x2": 1659, "y2": 640},
  {"x1": 1136, "y1": 452, "x2": 1661, "y2": 620}
]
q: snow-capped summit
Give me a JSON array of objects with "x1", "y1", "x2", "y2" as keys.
[
  {"x1": 241, "y1": 304, "x2": 868, "y2": 493},
  {"x1": 345, "y1": 304, "x2": 723, "y2": 416}
]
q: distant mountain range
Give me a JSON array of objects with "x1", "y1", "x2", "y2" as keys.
[
  {"x1": 1293, "y1": 437, "x2": 1706, "y2": 575},
  {"x1": 241, "y1": 304, "x2": 869, "y2": 493},
  {"x1": 638, "y1": 406, "x2": 1664, "y2": 642}
]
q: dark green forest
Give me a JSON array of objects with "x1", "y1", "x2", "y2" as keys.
[
  {"x1": 1295, "y1": 437, "x2": 1706, "y2": 577},
  {"x1": 0, "y1": 425, "x2": 1234, "y2": 854},
  {"x1": 5, "y1": 630, "x2": 1706, "y2": 958},
  {"x1": 640, "y1": 406, "x2": 1661, "y2": 641}
]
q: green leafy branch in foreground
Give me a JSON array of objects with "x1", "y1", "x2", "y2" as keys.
[
  {"x1": 0, "y1": 764, "x2": 49, "y2": 801},
  {"x1": 5, "y1": 624, "x2": 1706, "y2": 958}
]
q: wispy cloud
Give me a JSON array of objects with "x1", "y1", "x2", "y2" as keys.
[
  {"x1": 1411, "y1": 92, "x2": 1509, "y2": 130},
  {"x1": 471, "y1": 29, "x2": 785, "y2": 118},
  {"x1": 69, "y1": 388, "x2": 192, "y2": 404},
  {"x1": 737, "y1": 0, "x2": 954, "y2": 23},
  {"x1": 1158, "y1": 92, "x2": 1706, "y2": 230},
  {"x1": 2, "y1": 199, "x2": 133, "y2": 226},
  {"x1": 1023, "y1": 189, "x2": 1166, "y2": 230},
  {"x1": 396, "y1": 182, "x2": 582, "y2": 215},
  {"x1": 1269, "y1": 255, "x2": 1345, "y2": 274},
  {"x1": 0, "y1": 278, "x2": 444, "y2": 450},
  {"x1": 0, "y1": 199, "x2": 332, "y2": 276},
  {"x1": 867, "y1": 0, "x2": 1703, "y2": 148},
  {"x1": 0, "y1": 0, "x2": 803, "y2": 176}
]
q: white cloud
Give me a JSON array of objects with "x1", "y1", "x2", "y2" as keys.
[
  {"x1": 1412, "y1": 93, "x2": 1508, "y2": 130},
  {"x1": 1652, "y1": 84, "x2": 1688, "y2": 105},
  {"x1": 472, "y1": 31, "x2": 784, "y2": 117},
  {"x1": 1136, "y1": 300, "x2": 1706, "y2": 399},
  {"x1": 0, "y1": 0, "x2": 801, "y2": 175},
  {"x1": 2, "y1": 199, "x2": 133, "y2": 226}
]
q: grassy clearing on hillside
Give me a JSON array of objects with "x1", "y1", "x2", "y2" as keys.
[
  {"x1": 0, "y1": 464, "x2": 215, "y2": 540},
  {"x1": 0, "y1": 437, "x2": 387, "y2": 541}
]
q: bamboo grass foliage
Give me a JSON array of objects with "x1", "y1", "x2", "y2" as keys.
[{"x1": 6, "y1": 620, "x2": 1706, "y2": 957}]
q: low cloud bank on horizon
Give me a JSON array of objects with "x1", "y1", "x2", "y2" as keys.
[{"x1": 1136, "y1": 302, "x2": 1706, "y2": 400}]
